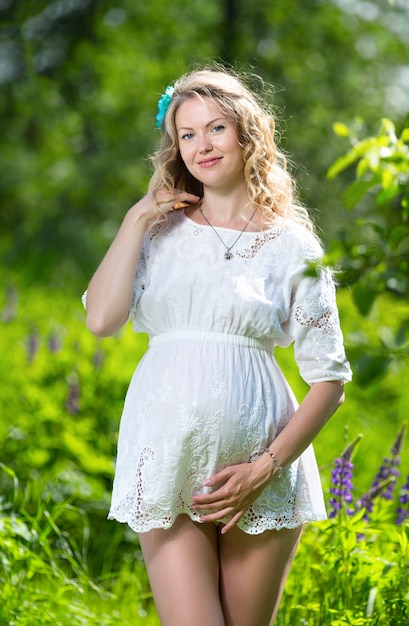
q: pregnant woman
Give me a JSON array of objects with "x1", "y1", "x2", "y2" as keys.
[{"x1": 83, "y1": 66, "x2": 352, "y2": 626}]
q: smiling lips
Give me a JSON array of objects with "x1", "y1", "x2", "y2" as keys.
[{"x1": 198, "y1": 157, "x2": 223, "y2": 168}]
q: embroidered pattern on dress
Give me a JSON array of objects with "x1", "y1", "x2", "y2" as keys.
[
  {"x1": 294, "y1": 306, "x2": 337, "y2": 335},
  {"x1": 235, "y1": 224, "x2": 289, "y2": 259},
  {"x1": 192, "y1": 225, "x2": 205, "y2": 236},
  {"x1": 109, "y1": 447, "x2": 156, "y2": 525},
  {"x1": 148, "y1": 222, "x2": 162, "y2": 240}
]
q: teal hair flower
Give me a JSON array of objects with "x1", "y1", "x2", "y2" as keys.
[{"x1": 155, "y1": 85, "x2": 174, "y2": 129}]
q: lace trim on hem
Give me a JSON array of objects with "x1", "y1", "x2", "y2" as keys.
[{"x1": 107, "y1": 508, "x2": 325, "y2": 535}]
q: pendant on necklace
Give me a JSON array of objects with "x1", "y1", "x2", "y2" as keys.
[{"x1": 198, "y1": 206, "x2": 257, "y2": 262}]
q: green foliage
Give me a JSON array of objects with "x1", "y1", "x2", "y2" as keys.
[
  {"x1": 280, "y1": 511, "x2": 409, "y2": 625},
  {"x1": 0, "y1": 465, "x2": 156, "y2": 626},
  {"x1": 327, "y1": 116, "x2": 409, "y2": 385},
  {"x1": 1, "y1": 470, "x2": 408, "y2": 625}
]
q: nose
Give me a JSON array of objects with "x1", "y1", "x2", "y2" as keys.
[{"x1": 198, "y1": 134, "x2": 213, "y2": 154}]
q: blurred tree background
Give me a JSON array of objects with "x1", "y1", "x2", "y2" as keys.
[{"x1": 1, "y1": 0, "x2": 408, "y2": 288}]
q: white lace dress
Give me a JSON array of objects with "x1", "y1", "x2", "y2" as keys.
[{"x1": 97, "y1": 211, "x2": 352, "y2": 534}]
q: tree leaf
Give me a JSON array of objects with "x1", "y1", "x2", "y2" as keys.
[
  {"x1": 352, "y1": 282, "x2": 378, "y2": 316},
  {"x1": 333, "y1": 122, "x2": 350, "y2": 137},
  {"x1": 327, "y1": 153, "x2": 358, "y2": 179},
  {"x1": 400, "y1": 128, "x2": 409, "y2": 143},
  {"x1": 355, "y1": 353, "x2": 389, "y2": 386},
  {"x1": 376, "y1": 184, "x2": 400, "y2": 206},
  {"x1": 342, "y1": 178, "x2": 378, "y2": 210}
]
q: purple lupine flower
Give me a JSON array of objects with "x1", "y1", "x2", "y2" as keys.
[
  {"x1": 357, "y1": 424, "x2": 406, "y2": 521},
  {"x1": 396, "y1": 474, "x2": 409, "y2": 526},
  {"x1": 93, "y1": 348, "x2": 105, "y2": 369},
  {"x1": 48, "y1": 332, "x2": 62, "y2": 353},
  {"x1": 357, "y1": 477, "x2": 397, "y2": 521},
  {"x1": 371, "y1": 424, "x2": 405, "y2": 499},
  {"x1": 328, "y1": 434, "x2": 362, "y2": 518},
  {"x1": 66, "y1": 373, "x2": 80, "y2": 414},
  {"x1": 27, "y1": 328, "x2": 40, "y2": 362}
]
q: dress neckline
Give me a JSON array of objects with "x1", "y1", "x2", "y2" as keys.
[{"x1": 182, "y1": 209, "x2": 285, "y2": 235}]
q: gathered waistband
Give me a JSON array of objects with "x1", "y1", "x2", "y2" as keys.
[{"x1": 149, "y1": 330, "x2": 271, "y2": 352}]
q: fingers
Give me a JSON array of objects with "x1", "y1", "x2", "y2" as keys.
[
  {"x1": 153, "y1": 186, "x2": 200, "y2": 214},
  {"x1": 195, "y1": 506, "x2": 233, "y2": 523},
  {"x1": 191, "y1": 469, "x2": 235, "y2": 508},
  {"x1": 191, "y1": 480, "x2": 235, "y2": 508},
  {"x1": 190, "y1": 474, "x2": 248, "y2": 527},
  {"x1": 189, "y1": 462, "x2": 270, "y2": 532},
  {"x1": 191, "y1": 492, "x2": 232, "y2": 511},
  {"x1": 200, "y1": 466, "x2": 234, "y2": 492},
  {"x1": 194, "y1": 506, "x2": 244, "y2": 533},
  {"x1": 220, "y1": 511, "x2": 243, "y2": 534}
]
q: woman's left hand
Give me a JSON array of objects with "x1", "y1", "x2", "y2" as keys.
[{"x1": 190, "y1": 455, "x2": 274, "y2": 533}]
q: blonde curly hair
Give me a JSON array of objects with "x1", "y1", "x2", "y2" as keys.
[{"x1": 149, "y1": 66, "x2": 315, "y2": 232}]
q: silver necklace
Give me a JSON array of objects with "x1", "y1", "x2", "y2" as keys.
[{"x1": 199, "y1": 206, "x2": 257, "y2": 260}]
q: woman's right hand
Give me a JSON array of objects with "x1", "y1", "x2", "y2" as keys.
[{"x1": 131, "y1": 186, "x2": 201, "y2": 224}]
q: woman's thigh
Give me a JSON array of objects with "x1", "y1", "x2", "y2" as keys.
[
  {"x1": 219, "y1": 524, "x2": 303, "y2": 626},
  {"x1": 138, "y1": 514, "x2": 225, "y2": 626}
]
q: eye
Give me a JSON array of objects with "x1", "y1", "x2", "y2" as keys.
[
  {"x1": 211, "y1": 125, "x2": 225, "y2": 133},
  {"x1": 181, "y1": 132, "x2": 194, "y2": 140}
]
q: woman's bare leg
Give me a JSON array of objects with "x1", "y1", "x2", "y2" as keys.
[
  {"x1": 219, "y1": 524, "x2": 302, "y2": 626},
  {"x1": 139, "y1": 514, "x2": 225, "y2": 626}
]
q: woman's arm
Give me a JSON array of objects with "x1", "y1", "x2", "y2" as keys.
[
  {"x1": 85, "y1": 200, "x2": 151, "y2": 337},
  {"x1": 85, "y1": 189, "x2": 199, "y2": 337},
  {"x1": 266, "y1": 379, "x2": 345, "y2": 469},
  {"x1": 190, "y1": 380, "x2": 345, "y2": 533}
]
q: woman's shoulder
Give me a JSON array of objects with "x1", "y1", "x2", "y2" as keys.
[
  {"x1": 278, "y1": 218, "x2": 324, "y2": 260},
  {"x1": 146, "y1": 210, "x2": 184, "y2": 241}
]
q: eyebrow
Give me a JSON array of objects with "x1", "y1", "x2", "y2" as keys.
[{"x1": 177, "y1": 117, "x2": 228, "y2": 132}]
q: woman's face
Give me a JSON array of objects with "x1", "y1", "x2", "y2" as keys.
[{"x1": 175, "y1": 96, "x2": 244, "y2": 193}]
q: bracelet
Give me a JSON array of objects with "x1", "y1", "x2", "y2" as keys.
[{"x1": 262, "y1": 447, "x2": 284, "y2": 479}]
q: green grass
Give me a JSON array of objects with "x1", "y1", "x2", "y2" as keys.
[{"x1": 1, "y1": 476, "x2": 407, "y2": 625}]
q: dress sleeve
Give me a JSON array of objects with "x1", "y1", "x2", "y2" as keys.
[{"x1": 283, "y1": 232, "x2": 352, "y2": 385}]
